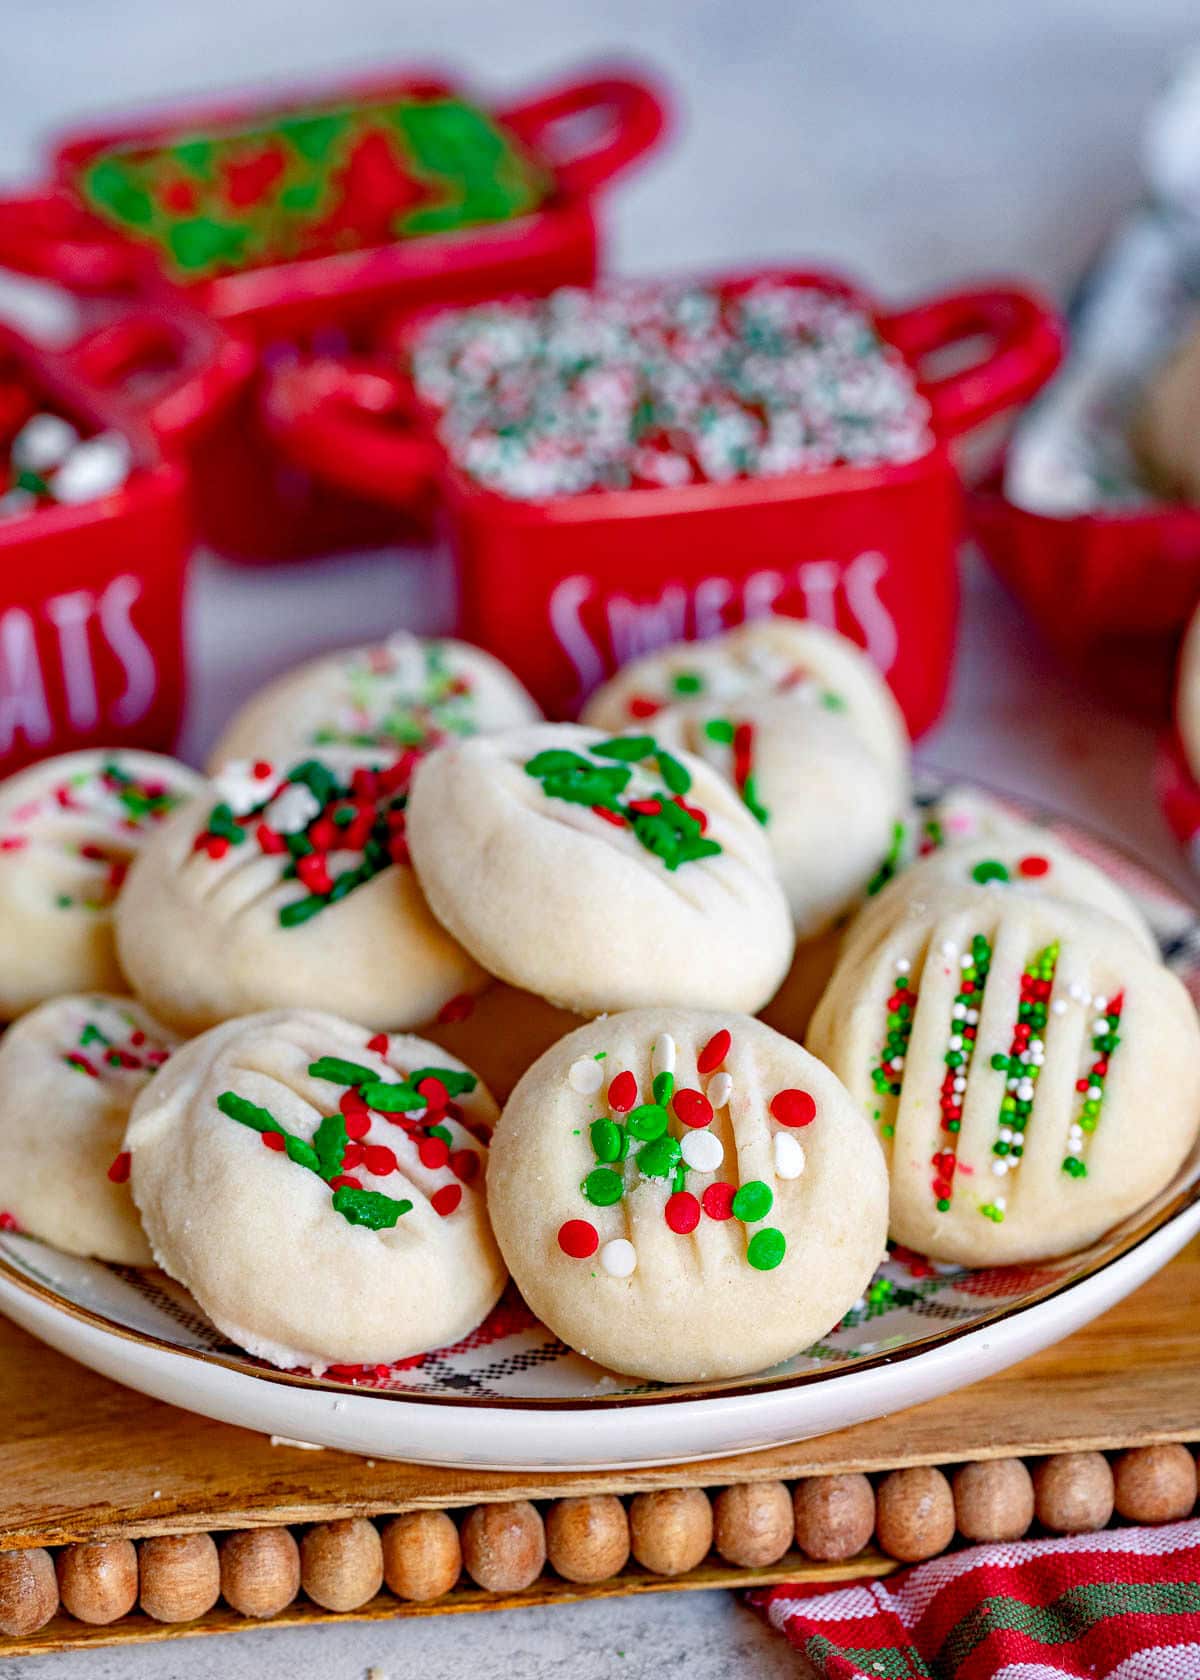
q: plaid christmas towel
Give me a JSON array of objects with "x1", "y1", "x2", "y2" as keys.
[{"x1": 750, "y1": 1518, "x2": 1200, "y2": 1678}]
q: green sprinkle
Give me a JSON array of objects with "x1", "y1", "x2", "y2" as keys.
[
  {"x1": 626, "y1": 1103, "x2": 668, "y2": 1142},
  {"x1": 590, "y1": 1119, "x2": 624, "y2": 1163},
  {"x1": 359, "y1": 1080, "x2": 425, "y2": 1113},
  {"x1": 636, "y1": 1135, "x2": 682, "y2": 1178},
  {"x1": 1062, "y1": 1156, "x2": 1088, "y2": 1178},
  {"x1": 591, "y1": 735, "x2": 657, "y2": 762},
  {"x1": 652, "y1": 1070, "x2": 675, "y2": 1105},
  {"x1": 671, "y1": 671, "x2": 704, "y2": 695},
  {"x1": 308, "y1": 1057, "x2": 376, "y2": 1087},
  {"x1": 704, "y1": 718, "x2": 736, "y2": 745},
  {"x1": 428, "y1": 1123, "x2": 453, "y2": 1145},
  {"x1": 312, "y1": 1112, "x2": 349, "y2": 1180},
  {"x1": 583, "y1": 1167, "x2": 625, "y2": 1206},
  {"x1": 217, "y1": 1091, "x2": 320, "y2": 1173},
  {"x1": 655, "y1": 750, "x2": 691, "y2": 795},
  {"x1": 409, "y1": 1065, "x2": 477, "y2": 1098},
  {"x1": 971, "y1": 859, "x2": 1010, "y2": 885},
  {"x1": 331, "y1": 1185, "x2": 413, "y2": 1229},
  {"x1": 278, "y1": 895, "x2": 327, "y2": 927},
  {"x1": 731, "y1": 1180, "x2": 773, "y2": 1223},
  {"x1": 746, "y1": 1227, "x2": 786, "y2": 1270}
]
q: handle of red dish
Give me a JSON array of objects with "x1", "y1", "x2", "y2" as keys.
[
  {"x1": 499, "y1": 71, "x2": 669, "y2": 198},
  {"x1": 262, "y1": 356, "x2": 442, "y2": 504},
  {"x1": 0, "y1": 190, "x2": 140, "y2": 293},
  {"x1": 63, "y1": 310, "x2": 255, "y2": 447},
  {"x1": 882, "y1": 285, "x2": 1064, "y2": 438}
]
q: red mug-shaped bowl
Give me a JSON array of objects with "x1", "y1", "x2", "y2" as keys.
[
  {"x1": 0, "y1": 309, "x2": 248, "y2": 773},
  {"x1": 262, "y1": 271, "x2": 1064, "y2": 736},
  {"x1": 0, "y1": 65, "x2": 667, "y2": 562}
]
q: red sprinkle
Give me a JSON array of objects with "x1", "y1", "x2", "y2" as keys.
[
  {"x1": 673, "y1": 1088, "x2": 714, "y2": 1129},
  {"x1": 363, "y1": 1145, "x2": 397, "y2": 1177},
  {"x1": 342, "y1": 1143, "x2": 365, "y2": 1169},
  {"x1": 557, "y1": 1218, "x2": 598, "y2": 1258},
  {"x1": 1018, "y1": 855, "x2": 1051, "y2": 878},
  {"x1": 673, "y1": 796, "x2": 708, "y2": 832},
  {"x1": 340, "y1": 1089, "x2": 371, "y2": 1140},
  {"x1": 418, "y1": 1075, "x2": 449, "y2": 1111},
  {"x1": 330, "y1": 1174, "x2": 362, "y2": 1192},
  {"x1": 437, "y1": 994, "x2": 475, "y2": 1025},
  {"x1": 770, "y1": 1088, "x2": 817, "y2": 1128},
  {"x1": 418, "y1": 1136, "x2": 450, "y2": 1170},
  {"x1": 431, "y1": 1184, "x2": 462, "y2": 1218},
  {"x1": 309, "y1": 816, "x2": 340, "y2": 853},
  {"x1": 591, "y1": 804, "x2": 626, "y2": 827},
  {"x1": 697, "y1": 1029, "x2": 731, "y2": 1075},
  {"x1": 366, "y1": 1033, "x2": 390, "y2": 1054},
  {"x1": 628, "y1": 695, "x2": 662, "y2": 718},
  {"x1": 196, "y1": 833, "x2": 230, "y2": 860},
  {"x1": 253, "y1": 761, "x2": 273, "y2": 781},
  {"x1": 296, "y1": 853, "x2": 333, "y2": 895},
  {"x1": 0, "y1": 1211, "x2": 19, "y2": 1232},
  {"x1": 262, "y1": 1133, "x2": 286, "y2": 1153},
  {"x1": 255, "y1": 823, "x2": 287, "y2": 854},
  {"x1": 628, "y1": 798, "x2": 663, "y2": 816},
  {"x1": 701, "y1": 1181, "x2": 736, "y2": 1221},
  {"x1": 665, "y1": 1191, "x2": 701, "y2": 1234},
  {"x1": 107, "y1": 1150, "x2": 132, "y2": 1183},
  {"x1": 450, "y1": 1148, "x2": 480, "y2": 1183},
  {"x1": 607, "y1": 1070, "x2": 638, "y2": 1112}
]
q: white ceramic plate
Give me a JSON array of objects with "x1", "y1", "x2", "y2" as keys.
[{"x1": 2, "y1": 777, "x2": 1198, "y2": 1470}]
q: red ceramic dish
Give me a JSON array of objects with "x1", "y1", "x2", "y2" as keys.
[
  {"x1": 262, "y1": 270, "x2": 1064, "y2": 737},
  {"x1": 972, "y1": 478, "x2": 1200, "y2": 720},
  {"x1": 0, "y1": 65, "x2": 667, "y2": 562},
  {"x1": 0, "y1": 315, "x2": 242, "y2": 772}
]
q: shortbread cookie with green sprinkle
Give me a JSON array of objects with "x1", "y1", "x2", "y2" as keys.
[
  {"x1": 582, "y1": 620, "x2": 909, "y2": 936},
  {"x1": 0, "y1": 750, "x2": 203, "y2": 1018},
  {"x1": 809, "y1": 890, "x2": 1200, "y2": 1266},
  {"x1": 0, "y1": 994, "x2": 178, "y2": 1263},
  {"x1": 486, "y1": 1008, "x2": 887, "y2": 1382},
  {"x1": 407, "y1": 724, "x2": 794, "y2": 1016},
  {"x1": 115, "y1": 752, "x2": 486, "y2": 1035},
  {"x1": 208, "y1": 632, "x2": 541, "y2": 771},
  {"x1": 125, "y1": 1010, "x2": 504, "y2": 1370}
]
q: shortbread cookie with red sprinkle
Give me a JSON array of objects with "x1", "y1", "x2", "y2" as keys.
[
  {"x1": 407, "y1": 724, "x2": 794, "y2": 1016},
  {"x1": 582, "y1": 621, "x2": 909, "y2": 936},
  {"x1": 125, "y1": 1010, "x2": 504, "y2": 1369},
  {"x1": 0, "y1": 750, "x2": 203, "y2": 1018},
  {"x1": 0, "y1": 994, "x2": 178, "y2": 1263},
  {"x1": 809, "y1": 891, "x2": 1200, "y2": 1266},
  {"x1": 487, "y1": 1008, "x2": 887, "y2": 1382},
  {"x1": 115, "y1": 753, "x2": 486, "y2": 1035},
  {"x1": 208, "y1": 632, "x2": 541, "y2": 771}
]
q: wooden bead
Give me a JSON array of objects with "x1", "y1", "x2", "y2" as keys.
[
  {"x1": 139, "y1": 1533, "x2": 220, "y2": 1623},
  {"x1": 0, "y1": 1548, "x2": 58, "y2": 1638},
  {"x1": 628, "y1": 1488, "x2": 713, "y2": 1576},
  {"x1": 300, "y1": 1518, "x2": 383, "y2": 1611},
  {"x1": 461, "y1": 1501, "x2": 546, "y2": 1593},
  {"x1": 792, "y1": 1473, "x2": 875, "y2": 1561},
  {"x1": 952, "y1": 1458, "x2": 1035, "y2": 1543},
  {"x1": 1033, "y1": 1451, "x2": 1115, "y2": 1534},
  {"x1": 1113, "y1": 1445, "x2": 1198, "y2": 1525},
  {"x1": 56, "y1": 1540, "x2": 138, "y2": 1625},
  {"x1": 713, "y1": 1482, "x2": 794, "y2": 1568},
  {"x1": 875, "y1": 1467, "x2": 956, "y2": 1562},
  {"x1": 545, "y1": 1496, "x2": 630, "y2": 1584},
  {"x1": 219, "y1": 1527, "x2": 300, "y2": 1619},
  {"x1": 381, "y1": 1511, "x2": 462, "y2": 1603}
]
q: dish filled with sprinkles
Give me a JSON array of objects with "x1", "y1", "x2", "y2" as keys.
[{"x1": 2, "y1": 773, "x2": 1198, "y2": 1468}]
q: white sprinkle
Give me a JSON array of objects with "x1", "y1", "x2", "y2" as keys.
[
  {"x1": 952, "y1": 1004, "x2": 966, "y2": 1021},
  {"x1": 892, "y1": 1055, "x2": 904, "y2": 1071},
  {"x1": 152, "y1": 1489, "x2": 162, "y2": 1499},
  {"x1": 994, "y1": 1194, "x2": 1007, "y2": 1209},
  {"x1": 213, "y1": 757, "x2": 282, "y2": 817},
  {"x1": 707, "y1": 1071, "x2": 733, "y2": 1108},
  {"x1": 1087, "y1": 1085, "x2": 1102, "y2": 1101},
  {"x1": 1068, "y1": 982, "x2": 1087, "y2": 1002},
  {"x1": 652, "y1": 1033, "x2": 676, "y2": 1078},
  {"x1": 948, "y1": 1035, "x2": 963, "y2": 1052},
  {"x1": 896, "y1": 958, "x2": 911, "y2": 974},
  {"x1": 682, "y1": 1129, "x2": 724, "y2": 1172},
  {"x1": 960, "y1": 953, "x2": 974, "y2": 968},
  {"x1": 1017, "y1": 1080, "x2": 1035, "y2": 1101},
  {"x1": 264, "y1": 781, "x2": 322, "y2": 834},
  {"x1": 773, "y1": 1132, "x2": 806, "y2": 1179},
  {"x1": 1093, "y1": 995, "x2": 1108, "y2": 1014},
  {"x1": 991, "y1": 1159, "x2": 1009, "y2": 1176},
  {"x1": 1092, "y1": 1018, "x2": 1108, "y2": 1036},
  {"x1": 940, "y1": 940, "x2": 958, "y2": 958},
  {"x1": 52, "y1": 432, "x2": 132, "y2": 504},
  {"x1": 966, "y1": 1009, "x2": 980, "y2": 1026},
  {"x1": 999, "y1": 1127, "x2": 1013, "y2": 1143},
  {"x1": 600, "y1": 1238, "x2": 637, "y2": 1277},
  {"x1": 1052, "y1": 999, "x2": 1068, "y2": 1015},
  {"x1": 12, "y1": 412, "x2": 78, "y2": 473},
  {"x1": 568, "y1": 1056, "x2": 604, "y2": 1095}
]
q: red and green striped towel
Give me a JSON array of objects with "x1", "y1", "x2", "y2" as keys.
[{"x1": 751, "y1": 1518, "x2": 1200, "y2": 1678}]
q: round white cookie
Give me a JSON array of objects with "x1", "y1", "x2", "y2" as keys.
[
  {"x1": 581, "y1": 617, "x2": 909, "y2": 795},
  {"x1": 126, "y1": 1010, "x2": 505, "y2": 1369},
  {"x1": 407, "y1": 724, "x2": 795, "y2": 1016},
  {"x1": 0, "y1": 750, "x2": 203, "y2": 1019},
  {"x1": 808, "y1": 890, "x2": 1200, "y2": 1265},
  {"x1": 487, "y1": 1008, "x2": 888, "y2": 1382},
  {"x1": 0, "y1": 994, "x2": 178, "y2": 1264},
  {"x1": 208, "y1": 632, "x2": 542, "y2": 770},
  {"x1": 115, "y1": 752, "x2": 486, "y2": 1035},
  {"x1": 582, "y1": 622, "x2": 909, "y2": 936},
  {"x1": 1178, "y1": 603, "x2": 1200, "y2": 785}
]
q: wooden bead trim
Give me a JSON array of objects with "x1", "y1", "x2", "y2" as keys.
[{"x1": 1, "y1": 1444, "x2": 1196, "y2": 1644}]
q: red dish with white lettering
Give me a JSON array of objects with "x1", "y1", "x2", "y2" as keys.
[
  {"x1": 263, "y1": 271, "x2": 1063, "y2": 736},
  {"x1": 0, "y1": 323, "x2": 196, "y2": 775}
]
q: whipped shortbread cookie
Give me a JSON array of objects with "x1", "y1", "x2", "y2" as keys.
[
  {"x1": 0, "y1": 750, "x2": 202, "y2": 1018},
  {"x1": 208, "y1": 632, "x2": 541, "y2": 770},
  {"x1": 487, "y1": 1008, "x2": 887, "y2": 1382},
  {"x1": 407, "y1": 724, "x2": 794, "y2": 1016},
  {"x1": 126, "y1": 1010, "x2": 505, "y2": 1369},
  {"x1": 115, "y1": 753, "x2": 485, "y2": 1035},
  {"x1": 0, "y1": 994, "x2": 178, "y2": 1263},
  {"x1": 809, "y1": 890, "x2": 1200, "y2": 1265}
]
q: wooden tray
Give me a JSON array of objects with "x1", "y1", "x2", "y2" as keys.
[{"x1": 3, "y1": 1236, "x2": 1198, "y2": 1657}]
